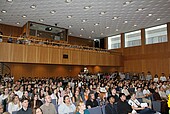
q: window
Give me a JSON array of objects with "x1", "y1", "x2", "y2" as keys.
[
  {"x1": 125, "y1": 30, "x2": 141, "y2": 47},
  {"x1": 145, "y1": 24, "x2": 167, "y2": 44},
  {"x1": 108, "y1": 35, "x2": 121, "y2": 49}
]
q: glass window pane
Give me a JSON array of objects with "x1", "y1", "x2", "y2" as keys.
[
  {"x1": 108, "y1": 35, "x2": 121, "y2": 49},
  {"x1": 125, "y1": 30, "x2": 141, "y2": 47},
  {"x1": 145, "y1": 24, "x2": 167, "y2": 44}
]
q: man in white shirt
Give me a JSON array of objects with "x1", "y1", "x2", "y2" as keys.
[{"x1": 58, "y1": 95, "x2": 76, "y2": 114}]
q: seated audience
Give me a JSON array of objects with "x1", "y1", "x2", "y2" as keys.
[
  {"x1": 58, "y1": 95, "x2": 76, "y2": 114},
  {"x1": 158, "y1": 86, "x2": 167, "y2": 100},
  {"x1": 17, "y1": 98, "x2": 32, "y2": 114},
  {"x1": 117, "y1": 93, "x2": 132, "y2": 114},
  {"x1": 105, "y1": 95, "x2": 117, "y2": 114},
  {"x1": 35, "y1": 108, "x2": 43, "y2": 114},
  {"x1": 110, "y1": 88, "x2": 119, "y2": 103},
  {"x1": 31, "y1": 94, "x2": 43, "y2": 114},
  {"x1": 40, "y1": 95, "x2": 57, "y2": 114},
  {"x1": 128, "y1": 93, "x2": 156, "y2": 114},
  {"x1": 86, "y1": 91, "x2": 99, "y2": 109},
  {"x1": 75, "y1": 101, "x2": 90, "y2": 114}
]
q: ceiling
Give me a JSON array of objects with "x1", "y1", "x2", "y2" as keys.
[{"x1": 0, "y1": 0, "x2": 170, "y2": 39}]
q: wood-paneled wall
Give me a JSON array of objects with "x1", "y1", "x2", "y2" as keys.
[
  {"x1": 6, "y1": 63, "x2": 118, "y2": 80},
  {"x1": 113, "y1": 22, "x2": 170, "y2": 77},
  {"x1": 68, "y1": 36, "x2": 93, "y2": 47},
  {"x1": 0, "y1": 43, "x2": 122, "y2": 67},
  {"x1": 0, "y1": 24, "x2": 22, "y2": 37}
]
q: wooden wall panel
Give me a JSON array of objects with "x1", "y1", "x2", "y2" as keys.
[
  {"x1": 0, "y1": 43, "x2": 11, "y2": 62},
  {"x1": 0, "y1": 24, "x2": 22, "y2": 37}
]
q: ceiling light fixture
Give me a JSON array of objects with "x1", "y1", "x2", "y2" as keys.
[
  {"x1": 6, "y1": 0, "x2": 13, "y2": 2},
  {"x1": 124, "y1": 21, "x2": 128, "y2": 24},
  {"x1": 80, "y1": 34, "x2": 82, "y2": 36},
  {"x1": 50, "y1": 10, "x2": 56, "y2": 14},
  {"x1": 65, "y1": 0, "x2": 72, "y2": 3},
  {"x1": 94, "y1": 23, "x2": 99, "y2": 26},
  {"x1": 67, "y1": 15, "x2": 72, "y2": 18},
  {"x1": 89, "y1": 36, "x2": 91, "y2": 38},
  {"x1": 123, "y1": 1, "x2": 132, "y2": 6},
  {"x1": 157, "y1": 18, "x2": 161, "y2": 21},
  {"x1": 112, "y1": 16, "x2": 119, "y2": 20},
  {"x1": 0, "y1": 18, "x2": 2, "y2": 21},
  {"x1": 1, "y1": 10, "x2": 7, "y2": 13},
  {"x1": 136, "y1": 8, "x2": 144, "y2": 12},
  {"x1": 82, "y1": 19, "x2": 87, "y2": 23},
  {"x1": 68, "y1": 25, "x2": 73, "y2": 28},
  {"x1": 147, "y1": 13, "x2": 153, "y2": 16},
  {"x1": 116, "y1": 29, "x2": 119, "y2": 31},
  {"x1": 91, "y1": 31, "x2": 95, "y2": 33},
  {"x1": 30, "y1": 5, "x2": 36, "y2": 9},
  {"x1": 105, "y1": 27, "x2": 109, "y2": 29},
  {"x1": 134, "y1": 24, "x2": 137, "y2": 27},
  {"x1": 39, "y1": 19, "x2": 44, "y2": 22},
  {"x1": 101, "y1": 33, "x2": 104, "y2": 35},
  {"x1": 16, "y1": 22, "x2": 20, "y2": 25},
  {"x1": 84, "y1": 6, "x2": 92, "y2": 9},
  {"x1": 80, "y1": 28, "x2": 84, "y2": 31},
  {"x1": 22, "y1": 15, "x2": 27, "y2": 18},
  {"x1": 99, "y1": 11, "x2": 106, "y2": 15}
]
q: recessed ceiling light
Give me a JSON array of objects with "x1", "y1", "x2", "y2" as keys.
[
  {"x1": 50, "y1": 10, "x2": 56, "y2": 14},
  {"x1": 157, "y1": 18, "x2": 161, "y2": 21},
  {"x1": 99, "y1": 11, "x2": 106, "y2": 15},
  {"x1": 101, "y1": 33, "x2": 104, "y2": 35},
  {"x1": 80, "y1": 34, "x2": 82, "y2": 36},
  {"x1": 147, "y1": 13, "x2": 153, "y2": 16},
  {"x1": 0, "y1": 18, "x2": 2, "y2": 21},
  {"x1": 123, "y1": 1, "x2": 132, "y2": 6},
  {"x1": 134, "y1": 24, "x2": 137, "y2": 27},
  {"x1": 80, "y1": 28, "x2": 84, "y2": 31},
  {"x1": 69, "y1": 33, "x2": 72, "y2": 35},
  {"x1": 6, "y1": 0, "x2": 13, "y2": 2},
  {"x1": 124, "y1": 21, "x2": 128, "y2": 24},
  {"x1": 84, "y1": 6, "x2": 92, "y2": 9},
  {"x1": 91, "y1": 31, "x2": 95, "y2": 33},
  {"x1": 82, "y1": 19, "x2": 87, "y2": 23},
  {"x1": 116, "y1": 29, "x2": 119, "y2": 31},
  {"x1": 22, "y1": 15, "x2": 27, "y2": 18},
  {"x1": 89, "y1": 36, "x2": 91, "y2": 38},
  {"x1": 1, "y1": 10, "x2": 7, "y2": 13},
  {"x1": 105, "y1": 27, "x2": 109, "y2": 29},
  {"x1": 30, "y1": 5, "x2": 36, "y2": 9},
  {"x1": 68, "y1": 25, "x2": 73, "y2": 28},
  {"x1": 136, "y1": 8, "x2": 144, "y2": 12},
  {"x1": 65, "y1": 0, "x2": 72, "y2": 3},
  {"x1": 39, "y1": 19, "x2": 44, "y2": 22},
  {"x1": 67, "y1": 15, "x2": 72, "y2": 18},
  {"x1": 94, "y1": 23, "x2": 99, "y2": 26},
  {"x1": 16, "y1": 22, "x2": 20, "y2": 25},
  {"x1": 112, "y1": 16, "x2": 119, "y2": 20}
]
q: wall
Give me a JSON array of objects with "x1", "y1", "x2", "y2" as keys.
[
  {"x1": 6, "y1": 63, "x2": 117, "y2": 80},
  {"x1": 0, "y1": 23, "x2": 22, "y2": 37},
  {"x1": 113, "y1": 22, "x2": 170, "y2": 77},
  {"x1": 68, "y1": 36, "x2": 93, "y2": 47}
]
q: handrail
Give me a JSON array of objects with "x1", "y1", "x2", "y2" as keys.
[{"x1": 0, "y1": 35, "x2": 116, "y2": 53}]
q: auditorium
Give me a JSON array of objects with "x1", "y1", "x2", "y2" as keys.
[{"x1": 0, "y1": 0, "x2": 170, "y2": 114}]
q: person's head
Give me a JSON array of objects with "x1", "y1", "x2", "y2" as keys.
[
  {"x1": 12, "y1": 94, "x2": 19, "y2": 103},
  {"x1": 21, "y1": 98, "x2": 29, "y2": 109},
  {"x1": 0, "y1": 104, "x2": 3, "y2": 114},
  {"x1": 130, "y1": 93, "x2": 136, "y2": 100},
  {"x1": 33, "y1": 94, "x2": 38, "y2": 101},
  {"x1": 24, "y1": 91, "x2": 29, "y2": 97},
  {"x1": 89, "y1": 91, "x2": 95, "y2": 100},
  {"x1": 36, "y1": 108, "x2": 43, "y2": 114},
  {"x1": 44, "y1": 95, "x2": 51, "y2": 104},
  {"x1": 63, "y1": 95, "x2": 70, "y2": 105},
  {"x1": 76, "y1": 101, "x2": 86, "y2": 112},
  {"x1": 4, "y1": 88, "x2": 9, "y2": 95},
  {"x1": 119, "y1": 93, "x2": 126, "y2": 101},
  {"x1": 107, "y1": 95, "x2": 115, "y2": 104}
]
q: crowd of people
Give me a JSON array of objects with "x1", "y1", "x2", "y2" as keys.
[{"x1": 0, "y1": 71, "x2": 170, "y2": 114}]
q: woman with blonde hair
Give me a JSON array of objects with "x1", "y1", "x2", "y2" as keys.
[
  {"x1": 8, "y1": 94, "x2": 21, "y2": 114},
  {"x1": 75, "y1": 101, "x2": 90, "y2": 114}
]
